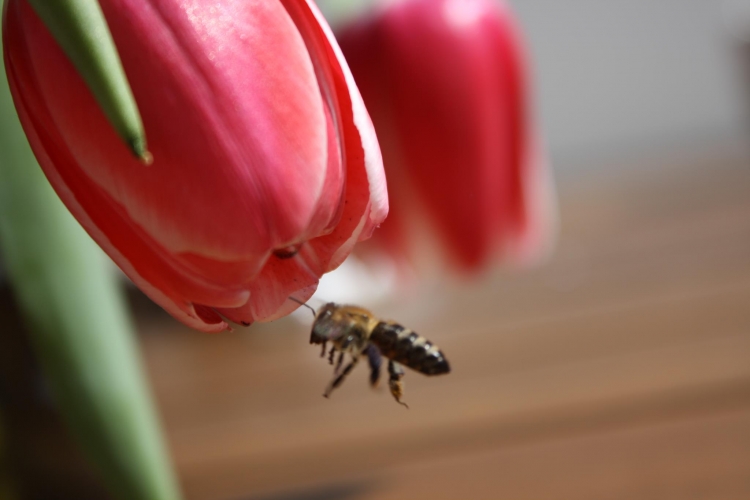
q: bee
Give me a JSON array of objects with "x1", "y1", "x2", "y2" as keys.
[{"x1": 306, "y1": 302, "x2": 450, "y2": 407}]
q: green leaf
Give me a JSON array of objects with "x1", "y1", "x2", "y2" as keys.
[
  {"x1": 0, "y1": 38, "x2": 179, "y2": 500},
  {"x1": 25, "y1": 0, "x2": 151, "y2": 162}
]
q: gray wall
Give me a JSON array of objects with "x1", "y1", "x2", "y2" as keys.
[{"x1": 509, "y1": 0, "x2": 745, "y2": 161}]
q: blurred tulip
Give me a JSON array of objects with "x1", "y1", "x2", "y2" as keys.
[
  {"x1": 3, "y1": 0, "x2": 387, "y2": 332},
  {"x1": 338, "y1": 0, "x2": 554, "y2": 272}
]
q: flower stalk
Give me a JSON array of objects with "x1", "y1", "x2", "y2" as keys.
[{"x1": 0, "y1": 36, "x2": 180, "y2": 499}]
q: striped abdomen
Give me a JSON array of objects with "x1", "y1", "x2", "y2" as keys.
[{"x1": 369, "y1": 322, "x2": 450, "y2": 375}]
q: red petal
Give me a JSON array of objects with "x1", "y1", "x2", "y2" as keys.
[
  {"x1": 217, "y1": 0, "x2": 390, "y2": 324},
  {"x1": 341, "y1": 0, "x2": 545, "y2": 271}
]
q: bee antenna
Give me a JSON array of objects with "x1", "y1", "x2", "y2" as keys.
[{"x1": 289, "y1": 296, "x2": 316, "y2": 318}]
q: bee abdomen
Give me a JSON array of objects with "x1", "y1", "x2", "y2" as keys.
[{"x1": 370, "y1": 322, "x2": 450, "y2": 376}]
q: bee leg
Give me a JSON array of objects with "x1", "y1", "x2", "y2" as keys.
[
  {"x1": 328, "y1": 346, "x2": 336, "y2": 365},
  {"x1": 319, "y1": 341, "x2": 327, "y2": 358},
  {"x1": 364, "y1": 344, "x2": 382, "y2": 388},
  {"x1": 323, "y1": 356, "x2": 359, "y2": 398},
  {"x1": 334, "y1": 351, "x2": 345, "y2": 375},
  {"x1": 388, "y1": 360, "x2": 409, "y2": 409}
]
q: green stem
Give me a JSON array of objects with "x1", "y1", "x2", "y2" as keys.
[{"x1": 0, "y1": 38, "x2": 180, "y2": 500}]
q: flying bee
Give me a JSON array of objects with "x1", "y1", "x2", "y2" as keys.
[{"x1": 306, "y1": 302, "x2": 450, "y2": 407}]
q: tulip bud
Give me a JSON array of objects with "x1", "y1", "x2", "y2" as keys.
[
  {"x1": 338, "y1": 0, "x2": 555, "y2": 272},
  {"x1": 3, "y1": 0, "x2": 388, "y2": 332}
]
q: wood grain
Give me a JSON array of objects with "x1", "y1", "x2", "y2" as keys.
[{"x1": 136, "y1": 145, "x2": 750, "y2": 499}]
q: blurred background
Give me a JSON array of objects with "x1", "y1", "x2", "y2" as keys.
[
  {"x1": 516, "y1": 0, "x2": 746, "y2": 160},
  {"x1": 1, "y1": 0, "x2": 749, "y2": 499}
]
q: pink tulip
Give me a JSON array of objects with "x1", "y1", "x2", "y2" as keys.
[
  {"x1": 338, "y1": 0, "x2": 553, "y2": 272},
  {"x1": 3, "y1": 0, "x2": 388, "y2": 332}
]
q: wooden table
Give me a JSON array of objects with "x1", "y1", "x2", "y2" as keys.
[
  {"x1": 3, "y1": 141, "x2": 749, "y2": 499},
  {"x1": 137, "y1": 143, "x2": 750, "y2": 499}
]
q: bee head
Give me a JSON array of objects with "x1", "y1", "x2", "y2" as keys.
[{"x1": 309, "y1": 302, "x2": 343, "y2": 345}]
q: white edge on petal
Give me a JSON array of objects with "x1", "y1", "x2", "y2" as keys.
[
  {"x1": 307, "y1": 0, "x2": 389, "y2": 227},
  {"x1": 327, "y1": 202, "x2": 370, "y2": 270}
]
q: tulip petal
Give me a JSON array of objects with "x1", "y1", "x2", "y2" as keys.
[
  {"x1": 307, "y1": 96, "x2": 346, "y2": 236},
  {"x1": 19, "y1": 0, "x2": 335, "y2": 262},
  {"x1": 217, "y1": 0, "x2": 388, "y2": 325},
  {"x1": 217, "y1": 246, "x2": 320, "y2": 325},
  {"x1": 4, "y1": 77, "x2": 235, "y2": 332},
  {"x1": 282, "y1": 0, "x2": 388, "y2": 232},
  {"x1": 4, "y1": 1, "x2": 249, "y2": 332},
  {"x1": 383, "y1": 0, "x2": 502, "y2": 268},
  {"x1": 214, "y1": 0, "x2": 388, "y2": 323},
  {"x1": 4, "y1": 0, "x2": 388, "y2": 330},
  {"x1": 309, "y1": 1, "x2": 389, "y2": 235},
  {"x1": 281, "y1": 0, "x2": 388, "y2": 267},
  {"x1": 341, "y1": 0, "x2": 548, "y2": 271}
]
